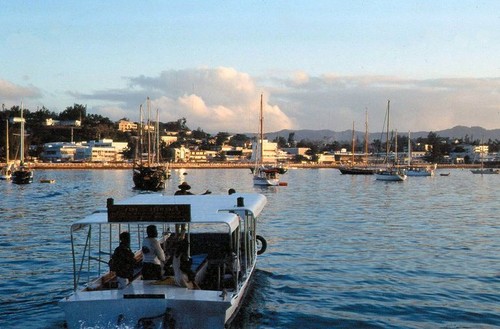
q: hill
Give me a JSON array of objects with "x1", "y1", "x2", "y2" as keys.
[{"x1": 259, "y1": 126, "x2": 500, "y2": 143}]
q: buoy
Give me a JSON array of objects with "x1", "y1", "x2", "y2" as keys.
[{"x1": 279, "y1": 182, "x2": 288, "y2": 186}]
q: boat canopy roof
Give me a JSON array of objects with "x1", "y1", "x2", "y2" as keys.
[{"x1": 71, "y1": 193, "x2": 267, "y2": 233}]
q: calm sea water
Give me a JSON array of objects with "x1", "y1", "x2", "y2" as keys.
[{"x1": 0, "y1": 168, "x2": 499, "y2": 329}]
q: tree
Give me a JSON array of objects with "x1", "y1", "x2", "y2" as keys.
[
  {"x1": 287, "y1": 132, "x2": 296, "y2": 147},
  {"x1": 58, "y1": 104, "x2": 86, "y2": 121},
  {"x1": 273, "y1": 136, "x2": 287, "y2": 148},
  {"x1": 229, "y1": 134, "x2": 251, "y2": 147}
]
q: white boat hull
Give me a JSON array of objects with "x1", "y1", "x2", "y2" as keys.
[
  {"x1": 253, "y1": 176, "x2": 280, "y2": 186},
  {"x1": 376, "y1": 170, "x2": 407, "y2": 181},
  {"x1": 60, "y1": 285, "x2": 230, "y2": 328},
  {"x1": 60, "y1": 193, "x2": 267, "y2": 329}
]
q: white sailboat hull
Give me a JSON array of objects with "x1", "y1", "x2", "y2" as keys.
[
  {"x1": 253, "y1": 175, "x2": 280, "y2": 186},
  {"x1": 375, "y1": 170, "x2": 407, "y2": 181}
]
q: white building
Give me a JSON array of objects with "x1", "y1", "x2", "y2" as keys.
[
  {"x1": 41, "y1": 142, "x2": 81, "y2": 162},
  {"x1": 250, "y1": 139, "x2": 282, "y2": 163},
  {"x1": 41, "y1": 139, "x2": 128, "y2": 162}
]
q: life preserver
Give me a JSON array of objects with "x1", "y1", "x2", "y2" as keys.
[{"x1": 256, "y1": 235, "x2": 267, "y2": 255}]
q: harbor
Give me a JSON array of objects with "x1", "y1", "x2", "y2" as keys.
[{"x1": 1, "y1": 168, "x2": 498, "y2": 328}]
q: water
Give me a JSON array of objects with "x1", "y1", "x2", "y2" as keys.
[{"x1": 0, "y1": 168, "x2": 499, "y2": 329}]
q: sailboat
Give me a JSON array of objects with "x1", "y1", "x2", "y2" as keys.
[
  {"x1": 1, "y1": 119, "x2": 15, "y2": 180},
  {"x1": 11, "y1": 103, "x2": 34, "y2": 184},
  {"x1": 338, "y1": 114, "x2": 378, "y2": 175},
  {"x1": 470, "y1": 142, "x2": 499, "y2": 175},
  {"x1": 132, "y1": 98, "x2": 169, "y2": 190},
  {"x1": 253, "y1": 94, "x2": 280, "y2": 186},
  {"x1": 375, "y1": 100, "x2": 407, "y2": 182},
  {"x1": 405, "y1": 131, "x2": 436, "y2": 177}
]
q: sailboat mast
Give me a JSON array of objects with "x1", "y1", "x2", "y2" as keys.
[
  {"x1": 5, "y1": 120, "x2": 9, "y2": 163},
  {"x1": 364, "y1": 110, "x2": 368, "y2": 163},
  {"x1": 139, "y1": 104, "x2": 143, "y2": 164},
  {"x1": 20, "y1": 102, "x2": 24, "y2": 164},
  {"x1": 259, "y1": 93, "x2": 264, "y2": 164},
  {"x1": 408, "y1": 131, "x2": 411, "y2": 166},
  {"x1": 351, "y1": 121, "x2": 355, "y2": 165},
  {"x1": 395, "y1": 129, "x2": 398, "y2": 165},
  {"x1": 386, "y1": 100, "x2": 390, "y2": 159},
  {"x1": 156, "y1": 108, "x2": 160, "y2": 163},
  {"x1": 147, "y1": 97, "x2": 151, "y2": 165}
]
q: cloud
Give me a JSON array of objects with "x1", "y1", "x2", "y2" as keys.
[
  {"x1": 76, "y1": 67, "x2": 295, "y2": 133},
  {"x1": 271, "y1": 74, "x2": 500, "y2": 132},
  {"x1": 0, "y1": 79, "x2": 41, "y2": 103},
  {"x1": 2, "y1": 68, "x2": 499, "y2": 133}
]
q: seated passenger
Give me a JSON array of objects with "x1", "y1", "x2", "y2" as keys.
[
  {"x1": 110, "y1": 232, "x2": 137, "y2": 289},
  {"x1": 172, "y1": 238, "x2": 200, "y2": 289},
  {"x1": 141, "y1": 225, "x2": 166, "y2": 280}
]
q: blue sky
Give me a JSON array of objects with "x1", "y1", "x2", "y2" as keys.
[{"x1": 1, "y1": 1, "x2": 499, "y2": 134}]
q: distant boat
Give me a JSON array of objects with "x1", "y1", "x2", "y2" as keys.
[
  {"x1": 471, "y1": 168, "x2": 499, "y2": 175},
  {"x1": 375, "y1": 168, "x2": 406, "y2": 181},
  {"x1": 132, "y1": 98, "x2": 169, "y2": 191},
  {"x1": 11, "y1": 103, "x2": 34, "y2": 185},
  {"x1": 339, "y1": 116, "x2": 379, "y2": 175},
  {"x1": 470, "y1": 139, "x2": 498, "y2": 175},
  {"x1": 375, "y1": 100, "x2": 407, "y2": 182},
  {"x1": 0, "y1": 119, "x2": 15, "y2": 180},
  {"x1": 40, "y1": 179, "x2": 56, "y2": 183},
  {"x1": 440, "y1": 172, "x2": 450, "y2": 176},
  {"x1": 0, "y1": 162, "x2": 14, "y2": 180},
  {"x1": 339, "y1": 167, "x2": 379, "y2": 175},
  {"x1": 405, "y1": 131, "x2": 435, "y2": 177},
  {"x1": 253, "y1": 94, "x2": 280, "y2": 186}
]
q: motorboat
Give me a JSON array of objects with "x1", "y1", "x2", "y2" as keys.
[{"x1": 59, "y1": 192, "x2": 268, "y2": 329}]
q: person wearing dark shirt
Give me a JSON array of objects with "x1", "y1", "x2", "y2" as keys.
[
  {"x1": 175, "y1": 182, "x2": 211, "y2": 195},
  {"x1": 110, "y1": 232, "x2": 136, "y2": 289}
]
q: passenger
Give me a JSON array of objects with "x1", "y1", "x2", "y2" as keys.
[
  {"x1": 174, "y1": 182, "x2": 211, "y2": 195},
  {"x1": 141, "y1": 225, "x2": 166, "y2": 280},
  {"x1": 172, "y1": 236, "x2": 200, "y2": 289},
  {"x1": 228, "y1": 188, "x2": 236, "y2": 195},
  {"x1": 110, "y1": 232, "x2": 137, "y2": 289}
]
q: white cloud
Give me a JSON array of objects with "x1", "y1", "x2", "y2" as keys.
[
  {"x1": 0, "y1": 79, "x2": 41, "y2": 102},
  {"x1": 1, "y1": 68, "x2": 499, "y2": 133}
]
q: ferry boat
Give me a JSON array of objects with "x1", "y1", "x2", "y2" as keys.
[{"x1": 59, "y1": 192, "x2": 267, "y2": 329}]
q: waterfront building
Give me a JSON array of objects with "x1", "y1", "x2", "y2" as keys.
[
  {"x1": 117, "y1": 120, "x2": 137, "y2": 132},
  {"x1": 41, "y1": 142, "x2": 81, "y2": 162}
]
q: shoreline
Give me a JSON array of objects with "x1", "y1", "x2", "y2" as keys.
[{"x1": 1, "y1": 162, "x2": 484, "y2": 170}]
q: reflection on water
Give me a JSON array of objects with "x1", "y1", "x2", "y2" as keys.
[{"x1": 0, "y1": 168, "x2": 499, "y2": 328}]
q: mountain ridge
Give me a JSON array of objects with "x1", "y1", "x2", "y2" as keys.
[{"x1": 256, "y1": 125, "x2": 500, "y2": 143}]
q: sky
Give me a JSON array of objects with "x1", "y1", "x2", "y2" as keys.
[{"x1": 1, "y1": 1, "x2": 500, "y2": 134}]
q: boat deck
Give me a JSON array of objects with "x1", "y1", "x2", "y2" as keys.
[{"x1": 65, "y1": 278, "x2": 225, "y2": 303}]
